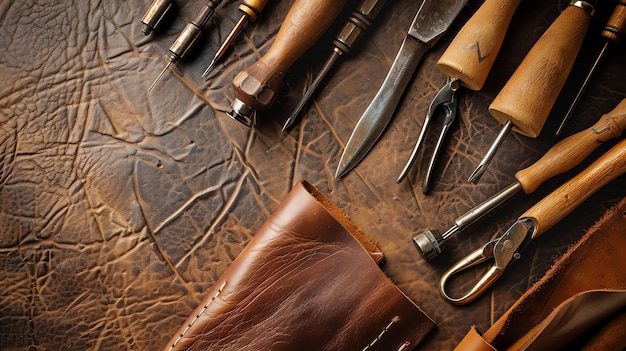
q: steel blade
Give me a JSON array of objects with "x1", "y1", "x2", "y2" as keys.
[{"x1": 335, "y1": 0, "x2": 468, "y2": 178}]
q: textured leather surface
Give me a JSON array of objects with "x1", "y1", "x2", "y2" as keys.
[
  {"x1": 165, "y1": 180, "x2": 434, "y2": 351},
  {"x1": 0, "y1": 0, "x2": 624, "y2": 350}
]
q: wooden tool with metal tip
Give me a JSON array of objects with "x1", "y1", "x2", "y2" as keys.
[
  {"x1": 468, "y1": 1, "x2": 597, "y2": 183},
  {"x1": 228, "y1": 0, "x2": 349, "y2": 127}
]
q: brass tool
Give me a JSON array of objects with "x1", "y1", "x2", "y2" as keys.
[
  {"x1": 467, "y1": 1, "x2": 597, "y2": 183},
  {"x1": 141, "y1": 0, "x2": 174, "y2": 35},
  {"x1": 148, "y1": 0, "x2": 223, "y2": 92},
  {"x1": 281, "y1": 0, "x2": 389, "y2": 131},
  {"x1": 201, "y1": 0, "x2": 269, "y2": 77},
  {"x1": 228, "y1": 0, "x2": 350, "y2": 127},
  {"x1": 555, "y1": 1, "x2": 626, "y2": 135},
  {"x1": 413, "y1": 99, "x2": 626, "y2": 261},
  {"x1": 439, "y1": 136, "x2": 626, "y2": 305},
  {"x1": 335, "y1": 0, "x2": 468, "y2": 179},
  {"x1": 397, "y1": 0, "x2": 521, "y2": 193}
]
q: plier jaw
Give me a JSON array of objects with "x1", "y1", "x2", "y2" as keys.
[
  {"x1": 397, "y1": 77, "x2": 461, "y2": 193},
  {"x1": 439, "y1": 219, "x2": 534, "y2": 305}
]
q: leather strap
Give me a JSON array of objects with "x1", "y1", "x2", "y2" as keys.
[
  {"x1": 455, "y1": 326, "x2": 496, "y2": 351},
  {"x1": 164, "y1": 179, "x2": 435, "y2": 351}
]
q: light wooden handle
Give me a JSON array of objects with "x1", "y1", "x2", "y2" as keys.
[
  {"x1": 232, "y1": 0, "x2": 348, "y2": 111},
  {"x1": 602, "y1": 1, "x2": 626, "y2": 45},
  {"x1": 489, "y1": 3, "x2": 594, "y2": 138},
  {"x1": 522, "y1": 137, "x2": 626, "y2": 239},
  {"x1": 516, "y1": 99, "x2": 626, "y2": 193},
  {"x1": 437, "y1": 0, "x2": 521, "y2": 91}
]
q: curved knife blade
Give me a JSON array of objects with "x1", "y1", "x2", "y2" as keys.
[{"x1": 335, "y1": 0, "x2": 468, "y2": 178}]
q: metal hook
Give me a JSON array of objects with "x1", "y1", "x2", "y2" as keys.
[
  {"x1": 439, "y1": 219, "x2": 533, "y2": 305},
  {"x1": 397, "y1": 77, "x2": 460, "y2": 193}
]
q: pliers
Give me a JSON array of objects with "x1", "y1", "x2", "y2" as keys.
[{"x1": 397, "y1": 77, "x2": 460, "y2": 193}]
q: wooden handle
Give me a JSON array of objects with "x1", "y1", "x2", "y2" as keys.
[
  {"x1": 437, "y1": 0, "x2": 521, "y2": 91},
  {"x1": 603, "y1": 1, "x2": 626, "y2": 45},
  {"x1": 232, "y1": 0, "x2": 348, "y2": 111},
  {"x1": 238, "y1": 0, "x2": 270, "y2": 21},
  {"x1": 489, "y1": 3, "x2": 594, "y2": 138},
  {"x1": 516, "y1": 99, "x2": 626, "y2": 193},
  {"x1": 522, "y1": 137, "x2": 626, "y2": 239}
]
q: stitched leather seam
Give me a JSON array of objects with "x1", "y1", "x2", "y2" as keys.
[
  {"x1": 362, "y1": 315, "x2": 403, "y2": 351},
  {"x1": 168, "y1": 281, "x2": 227, "y2": 351}
]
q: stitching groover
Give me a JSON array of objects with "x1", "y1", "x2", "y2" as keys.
[
  {"x1": 168, "y1": 281, "x2": 227, "y2": 351},
  {"x1": 362, "y1": 315, "x2": 401, "y2": 351}
]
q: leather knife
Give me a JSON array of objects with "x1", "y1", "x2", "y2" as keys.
[{"x1": 335, "y1": 0, "x2": 469, "y2": 178}]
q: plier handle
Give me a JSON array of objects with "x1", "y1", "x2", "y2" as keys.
[{"x1": 397, "y1": 77, "x2": 460, "y2": 193}]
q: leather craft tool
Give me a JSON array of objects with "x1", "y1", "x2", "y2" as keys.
[
  {"x1": 281, "y1": 0, "x2": 389, "y2": 132},
  {"x1": 148, "y1": 0, "x2": 223, "y2": 92},
  {"x1": 227, "y1": 0, "x2": 350, "y2": 127},
  {"x1": 440, "y1": 136, "x2": 626, "y2": 305},
  {"x1": 556, "y1": 1, "x2": 626, "y2": 135},
  {"x1": 141, "y1": 0, "x2": 174, "y2": 35},
  {"x1": 335, "y1": 0, "x2": 469, "y2": 179},
  {"x1": 468, "y1": 1, "x2": 597, "y2": 183},
  {"x1": 201, "y1": 0, "x2": 270, "y2": 77},
  {"x1": 413, "y1": 99, "x2": 626, "y2": 261},
  {"x1": 397, "y1": 0, "x2": 521, "y2": 193}
]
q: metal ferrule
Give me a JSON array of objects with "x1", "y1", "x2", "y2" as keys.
[
  {"x1": 570, "y1": 1, "x2": 596, "y2": 16},
  {"x1": 169, "y1": 23, "x2": 203, "y2": 61},
  {"x1": 228, "y1": 99, "x2": 255, "y2": 127},
  {"x1": 141, "y1": 0, "x2": 173, "y2": 35}
]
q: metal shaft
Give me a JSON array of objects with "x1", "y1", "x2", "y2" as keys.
[
  {"x1": 467, "y1": 120, "x2": 512, "y2": 183},
  {"x1": 148, "y1": 0, "x2": 222, "y2": 91},
  {"x1": 281, "y1": 0, "x2": 389, "y2": 131}
]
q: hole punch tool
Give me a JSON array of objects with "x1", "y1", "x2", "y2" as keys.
[
  {"x1": 397, "y1": 0, "x2": 522, "y2": 193},
  {"x1": 439, "y1": 137, "x2": 626, "y2": 305},
  {"x1": 413, "y1": 99, "x2": 626, "y2": 261},
  {"x1": 468, "y1": 1, "x2": 598, "y2": 183}
]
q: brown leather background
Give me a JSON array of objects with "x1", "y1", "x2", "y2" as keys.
[{"x1": 0, "y1": 0, "x2": 624, "y2": 350}]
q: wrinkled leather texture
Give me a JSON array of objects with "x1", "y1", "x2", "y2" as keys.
[
  {"x1": 455, "y1": 198, "x2": 626, "y2": 350},
  {"x1": 164, "y1": 179, "x2": 434, "y2": 351},
  {"x1": 0, "y1": 0, "x2": 624, "y2": 350}
]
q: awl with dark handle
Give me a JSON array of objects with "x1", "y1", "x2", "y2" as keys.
[
  {"x1": 414, "y1": 98, "x2": 626, "y2": 261},
  {"x1": 468, "y1": 1, "x2": 597, "y2": 183},
  {"x1": 335, "y1": 0, "x2": 469, "y2": 178},
  {"x1": 228, "y1": 0, "x2": 349, "y2": 127},
  {"x1": 281, "y1": 0, "x2": 389, "y2": 131},
  {"x1": 556, "y1": 1, "x2": 626, "y2": 135},
  {"x1": 441, "y1": 134, "x2": 626, "y2": 305},
  {"x1": 398, "y1": 0, "x2": 522, "y2": 192}
]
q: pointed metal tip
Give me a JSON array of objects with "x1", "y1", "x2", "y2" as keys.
[
  {"x1": 148, "y1": 61, "x2": 171, "y2": 92},
  {"x1": 201, "y1": 58, "x2": 217, "y2": 78},
  {"x1": 467, "y1": 164, "x2": 485, "y2": 184},
  {"x1": 335, "y1": 158, "x2": 352, "y2": 179},
  {"x1": 281, "y1": 117, "x2": 294, "y2": 132}
]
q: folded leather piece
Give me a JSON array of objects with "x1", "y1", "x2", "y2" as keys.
[
  {"x1": 455, "y1": 197, "x2": 626, "y2": 351},
  {"x1": 164, "y1": 179, "x2": 435, "y2": 351}
]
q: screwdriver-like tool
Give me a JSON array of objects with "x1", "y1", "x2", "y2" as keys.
[
  {"x1": 201, "y1": 0, "x2": 269, "y2": 77},
  {"x1": 413, "y1": 99, "x2": 626, "y2": 261},
  {"x1": 467, "y1": 1, "x2": 597, "y2": 183},
  {"x1": 228, "y1": 0, "x2": 350, "y2": 127},
  {"x1": 555, "y1": 1, "x2": 626, "y2": 135},
  {"x1": 148, "y1": 0, "x2": 222, "y2": 92},
  {"x1": 440, "y1": 135, "x2": 626, "y2": 305},
  {"x1": 281, "y1": 0, "x2": 389, "y2": 131},
  {"x1": 141, "y1": 0, "x2": 174, "y2": 35},
  {"x1": 397, "y1": 0, "x2": 521, "y2": 193}
]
